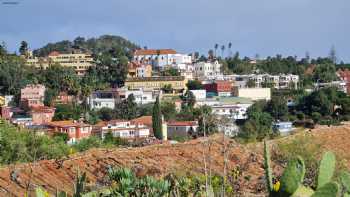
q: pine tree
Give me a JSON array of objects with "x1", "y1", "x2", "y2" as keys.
[{"x1": 152, "y1": 96, "x2": 162, "y2": 139}]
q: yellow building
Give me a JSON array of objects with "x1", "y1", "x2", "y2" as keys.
[
  {"x1": 125, "y1": 76, "x2": 187, "y2": 93},
  {"x1": 25, "y1": 51, "x2": 94, "y2": 76}
]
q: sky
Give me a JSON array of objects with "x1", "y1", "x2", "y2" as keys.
[{"x1": 0, "y1": 0, "x2": 349, "y2": 62}]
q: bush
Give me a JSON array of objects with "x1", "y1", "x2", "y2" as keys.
[
  {"x1": 311, "y1": 112, "x2": 322, "y2": 124},
  {"x1": 296, "y1": 112, "x2": 305, "y2": 120},
  {"x1": 73, "y1": 136, "x2": 103, "y2": 152}
]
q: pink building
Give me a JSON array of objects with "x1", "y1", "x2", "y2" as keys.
[
  {"x1": 47, "y1": 120, "x2": 92, "y2": 144},
  {"x1": 20, "y1": 84, "x2": 46, "y2": 109},
  {"x1": 30, "y1": 106, "x2": 55, "y2": 125}
]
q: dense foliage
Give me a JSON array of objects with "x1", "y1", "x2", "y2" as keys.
[{"x1": 33, "y1": 35, "x2": 139, "y2": 58}]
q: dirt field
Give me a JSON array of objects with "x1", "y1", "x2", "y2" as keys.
[
  {"x1": 1, "y1": 123, "x2": 350, "y2": 196},
  {"x1": 0, "y1": 135, "x2": 265, "y2": 196}
]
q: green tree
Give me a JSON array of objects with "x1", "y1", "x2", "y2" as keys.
[
  {"x1": 162, "y1": 84, "x2": 173, "y2": 94},
  {"x1": 161, "y1": 101, "x2": 177, "y2": 121},
  {"x1": 152, "y1": 96, "x2": 163, "y2": 140},
  {"x1": 19, "y1": 41, "x2": 29, "y2": 56},
  {"x1": 186, "y1": 80, "x2": 203, "y2": 90},
  {"x1": 313, "y1": 64, "x2": 338, "y2": 83},
  {"x1": 267, "y1": 96, "x2": 288, "y2": 120},
  {"x1": 98, "y1": 107, "x2": 115, "y2": 121},
  {"x1": 115, "y1": 94, "x2": 137, "y2": 120},
  {"x1": 247, "y1": 79, "x2": 256, "y2": 88},
  {"x1": 181, "y1": 90, "x2": 196, "y2": 109}
]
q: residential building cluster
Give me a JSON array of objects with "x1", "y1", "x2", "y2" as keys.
[{"x1": 3, "y1": 47, "x2": 348, "y2": 144}]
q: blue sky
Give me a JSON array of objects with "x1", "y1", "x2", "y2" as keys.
[{"x1": 0, "y1": 0, "x2": 349, "y2": 61}]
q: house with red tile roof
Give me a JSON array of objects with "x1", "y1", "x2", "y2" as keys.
[
  {"x1": 94, "y1": 119, "x2": 151, "y2": 140},
  {"x1": 47, "y1": 120, "x2": 92, "y2": 144},
  {"x1": 133, "y1": 49, "x2": 191, "y2": 69}
]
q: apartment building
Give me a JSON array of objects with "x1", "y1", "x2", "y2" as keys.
[
  {"x1": 26, "y1": 51, "x2": 94, "y2": 76},
  {"x1": 133, "y1": 49, "x2": 192, "y2": 69},
  {"x1": 124, "y1": 76, "x2": 187, "y2": 94},
  {"x1": 20, "y1": 84, "x2": 46, "y2": 109},
  {"x1": 234, "y1": 74, "x2": 299, "y2": 89},
  {"x1": 194, "y1": 61, "x2": 222, "y2": 79}
]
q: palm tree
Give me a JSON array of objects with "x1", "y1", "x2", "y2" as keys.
[
  {"x1": 228, "y1": 42, "x2": 232, "y2": 57},
  {"x1": 214, "y1": 44, "x2": 219, "y2": 58},
  {"x1": 221, "y1": 45, "x2": 225, "y2": 60}
]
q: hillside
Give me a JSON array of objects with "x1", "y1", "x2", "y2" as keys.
[
  {"x1": 0, "y1": 135, "x2": 265, "y2": 196},
  {"x1": 1, "y1": 124, "x2": 350, "y2": 196},
  {"x1": 33, "y1": 35, "x2": 139, "y2": 58}
]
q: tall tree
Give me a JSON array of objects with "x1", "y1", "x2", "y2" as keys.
[
  {"x1": 152, "y1": 96, "x2": 163, "y2": 140},
  {"x1": 221, "y1": 45, "x2": 225, "y2": 59},
  {"x1": 267, "y1": 97, "x2": 288, "y2": 120},
  {"x1": 329, "y1": 46, "x2": 337, "y2": 64},
  {"x1": 214, "y1": 44, "x2": 219, "y2": 58},
  {"x1": 228, "y1": 42, "x2": 232, "y2": 57},
  {"x1": 19, "y1": 41, "x2": 28, "y2": 56}
]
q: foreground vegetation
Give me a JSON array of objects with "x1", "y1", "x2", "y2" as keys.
[
  {"x1": 264, "y1": 140, "x2": 350, "y2": 197},
  {"x1": 35, "y1": 167, "x2": 237, "y2": 197},
  {"x1": 0, "y1": 121, "x2": 128, "y2": 165}
]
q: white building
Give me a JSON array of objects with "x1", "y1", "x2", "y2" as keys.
[
  {"x1": 99, "y1": 119, "x2": 150, "y2": 139},
  {"x1": 133, "y1": 49, "x2": 192, "y2": 69},
  {"x1": 194, "y1": 61, "x2": 222, "y2": 79},
  {"x1": 196, "y1": 97, "x2": 253, "y2": 120},
  {"x1": 167, "y1": 121, "x2": 198, "y2": 139},
  {"x1": 123, "y1": 89, "x2": 158, "y2": 105},
  {"x1": 233, "y1": 74, "x2": 299, "y2": 89},
  {"x1": 315, "y1": 81, "x2": 347, "y2": 93},
  {"x1": 175, "y1": 64, "x2": 195, "y2": 80},
  {"x1": 233, "y1": 88, "x2": 271, "y2": 101},
  {"x1": 189, "y1": 89, "x2": 207, "y2": 100},
  {"x1": 88, "y1": 90, "x2": 119, "y2": 110}
]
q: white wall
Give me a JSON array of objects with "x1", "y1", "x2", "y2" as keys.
[
  {"x1": 237, "y1": 88, "x2": 271, "y2": 100},
  {"x1": 189, "y1": 90, "x2": 206, "y2": 100}
]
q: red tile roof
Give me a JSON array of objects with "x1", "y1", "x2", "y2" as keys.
[
  {"x1": 134, "y1": 49, "x2": 177, "y2": 56},
  {"x1": 132, "y1": 116, "x2": 152, "y2": 126},
  {"x1": 48, "y1": 120, "x2": 90, "y2": 128}
]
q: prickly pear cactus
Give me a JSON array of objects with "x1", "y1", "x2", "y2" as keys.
[
  {"x1": 341, "y1": 171, "x2": 350, "y2": 196},
  {"x1": 317, "y1": 151, "x2": 336, "y2": 189},
  {"x1": 311, "y1": 182, "x2": 339, "y2": 197},
  {"x1": 279, "y1": 156, "x2": 305, "y2": 196}
]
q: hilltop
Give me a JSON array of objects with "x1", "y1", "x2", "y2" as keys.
[{"x1": 32, "y1": 35, "x2": 139, "y2": 58}]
